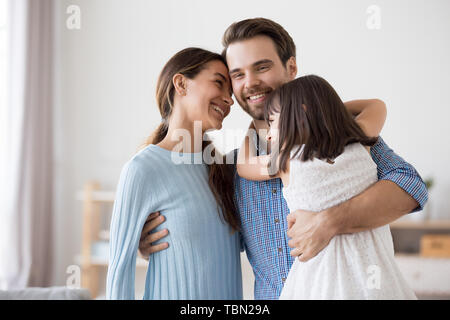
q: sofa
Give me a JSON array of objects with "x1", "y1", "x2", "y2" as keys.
[{"x1": 0, "y1": 287, "x2": 91, "y2": 300}]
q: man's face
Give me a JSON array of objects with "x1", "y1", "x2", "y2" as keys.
[{"x1": 225, "y1": 35, "x2": 297, "y2": 120}]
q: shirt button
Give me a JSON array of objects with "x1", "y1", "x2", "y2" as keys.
[
  {"x1": 282, "y1": 278, "x2": 286, "y2": 283},
  {"x1": 278, "y1": 247, "x2": 282, "y2": 253},
  {"x1": 274, "y1": 218, "x2": 280, "y2": 223},
  {"x1": 272, "y1": 188, "x2": 277, "y2": 194}
]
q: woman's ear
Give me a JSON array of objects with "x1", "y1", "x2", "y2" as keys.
[
  {"x1": 173, "y1": 73, "x2": 187, "y2": 96},
  {"x1": 286, "y1": 57, "x2": 298, "y2": 80}
]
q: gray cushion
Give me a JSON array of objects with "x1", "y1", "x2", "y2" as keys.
[{"x1": 0, "y1": 287, "x2": 91, "y2": 300}]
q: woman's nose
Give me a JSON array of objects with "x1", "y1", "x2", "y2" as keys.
[{"x1": 223, "y1": 93, "x2": 234, "y2": 107}]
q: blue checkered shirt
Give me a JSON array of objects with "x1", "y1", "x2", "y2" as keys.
[{"x1": 233, "y1": 136, "x2": 428, "y2": 300}]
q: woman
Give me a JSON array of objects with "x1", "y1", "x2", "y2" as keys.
[{"x1": 106, "y1": 48, "x2": 242, "y2": 299}]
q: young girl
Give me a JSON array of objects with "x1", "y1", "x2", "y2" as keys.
[{"x1": 237, "y1": 75, "x2": 416, "y2": 299}]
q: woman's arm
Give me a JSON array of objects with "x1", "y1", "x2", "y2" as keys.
[
  {"x1": 344, "y1": 99, "x2": 387, "y2": 137},
  {"x1": 106, "y1": 160, "x2": 156, "y2": 300},
  {"x1": 236, "y1": 123, "x2": 278, "y2": 181}
]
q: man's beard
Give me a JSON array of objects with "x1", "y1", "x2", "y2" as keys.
[{"x1": 241, "y1": 102, "x2": 265, "y2": 120}]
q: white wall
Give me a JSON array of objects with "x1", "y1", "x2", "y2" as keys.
[{"x1": 52, "y1": 0, "x2": 450, "y2": 298}]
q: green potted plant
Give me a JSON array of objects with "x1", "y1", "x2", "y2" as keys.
[{"x1": 423, "y1": 177, "x2": 434, "y2": 220}]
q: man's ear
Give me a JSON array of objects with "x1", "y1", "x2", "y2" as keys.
[
  {"x1": 173, "y1": 73, "x2": 187, "y2": 96},
  {"x1": 286, "y1": 56, "x2": 298, "y2": 80}
]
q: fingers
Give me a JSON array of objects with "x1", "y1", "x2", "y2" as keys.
[
  {"x1": 286, "y1": 228, "x2": 293, "y2": 238},
  {"x1": 288, "y1": 236, "x2": 304, "y2": 249},
  {"x1": 286, "y1": 212, "x2": 294, "y2": 230},
  {"x1": 298, "y1": 249, "x2": 317, "y2": 262},
  {"x1": 145, "y1": 211, "x2": 160, "y2": 223},
  {"x1": 138, "y1": 227, "x2": 170, "y2": 260},
  {"x1": 140, "y1": 212, "x2": 165, "y2": 240},
  {"x1": 143, "y1": 229, "x2": 169, "y2": 245},
  {"x1": 147, "y1": 242, "x2": 169, "y2": 255},
  {"x1": 291, "y1": 245, "x2": 320, "y2": 262},
  {"x1": 288, "y1": 238, "x2": 296, "y2": 248},
  {"x1": 290, "y1": 247, "x2": 303, "y2": 257},
  {"x1": 287, "y1": 222, "x2": 294, "y2": 233},
  {"x1": 290, "y1": 247, "x2": 310, "y2": 262},
  {"x1": 286, "y1": 213, "x2": 296, "y2": 237},
  {"x1": 138, "y1": 211, "x2": 170, "y2": 261},
  {"x1": 139, "y1": 240, "x2": 169, "y2": 259}
]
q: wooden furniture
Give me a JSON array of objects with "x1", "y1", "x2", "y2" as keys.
[
  {"x1": 390, "y1": 219, "x2": 450, "y2": 230},
  {"x1": 77, "y1": 181, "x2": 148, "y2": 298},
  {"x1": 389, "y1": 218, "x2": 450, "y2": 298},
  {"x1": 420, "y1": 235, "x2": 450, "y2": 258}
]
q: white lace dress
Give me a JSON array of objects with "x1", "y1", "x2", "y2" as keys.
[{"x1": 279, "y1": 143, "x2": 417, "y2": 300}]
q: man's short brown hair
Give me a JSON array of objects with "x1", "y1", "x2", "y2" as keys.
[{"x1": 222, "y1": 17, "x2": 296, "y2": 65}]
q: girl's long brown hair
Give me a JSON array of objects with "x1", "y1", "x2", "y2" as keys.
[
  {"x1": 264, "y1": 75, "x2": 378, "y2": 175},
  {"x1": 142, "y1": 47, "x2": 240, "y2": 232}
]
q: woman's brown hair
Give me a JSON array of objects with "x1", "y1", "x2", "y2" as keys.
[
  {"x1": 142, "y1": 47, "x2": 240, "y2": 232},
  {"x1": 264, "y1": 75, "x2": 378, "y2": 175}
]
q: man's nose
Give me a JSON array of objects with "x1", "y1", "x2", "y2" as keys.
[{"x1": 245, "y1": 72, "x2": 261, "y2": 90}]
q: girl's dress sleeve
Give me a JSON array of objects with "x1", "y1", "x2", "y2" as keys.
[{"x1": 106, "y1": 159, "x2": 157, "y2": 299}]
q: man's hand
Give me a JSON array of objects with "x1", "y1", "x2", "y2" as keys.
[
  {"x1": 286, "y1": 179, "x2": 420, "y2": 263},
  {"x1": 138, "y1": 211, "x2": 169, "y2": 261},
  {"x1": 286, "y1": 209, "x2": 337, "y2": 262}
]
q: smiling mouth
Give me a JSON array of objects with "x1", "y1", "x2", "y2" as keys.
[
  {"x1": 211, "y1": 104, "x2": 226, "y2": 117},
  {"x1": 246, "y1": 90, "x2": 271, "y2": 103}
]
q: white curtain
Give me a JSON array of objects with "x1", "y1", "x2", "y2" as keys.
[{"x1": 0, "y1": 0, "x2": 54, "y2": 289}]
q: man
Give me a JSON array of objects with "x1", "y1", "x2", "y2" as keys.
[{"x1": 139, "y1": 18, "x2": 427, "y2": 299}]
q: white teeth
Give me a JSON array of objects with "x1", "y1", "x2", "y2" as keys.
[
  {"x1": 249, "y1": 93, "x2": 266, "y2": 101},
  {"x1": 211, "y1": 104, "x2": 224, "y2": 116}
]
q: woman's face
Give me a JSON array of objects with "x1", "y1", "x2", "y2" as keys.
[{"x1": 183, "y1": 60, "x2": 234, "y2": 131}]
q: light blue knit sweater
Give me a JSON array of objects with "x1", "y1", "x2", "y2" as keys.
[{"x1": 106, "y1": 144, "x2": 243, "y2": 299}]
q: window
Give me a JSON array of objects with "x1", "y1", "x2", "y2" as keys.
[
  {"x1": 0, "y1": 0, "x2": 7, "y2": 158},
  {"x1": 0, "y1": 0, "x2": 8, "y2": 190},
  {"x1": 0, "y1": 0, "x2": 7, "y2": 287}
]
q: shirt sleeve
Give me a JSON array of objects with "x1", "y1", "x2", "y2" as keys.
[
  {"x1": 370, "y1": 136, "x2": 428, "y2": 213},
  {"x1": 106, "y1": 159, "x2": 157, "y2": 299}
]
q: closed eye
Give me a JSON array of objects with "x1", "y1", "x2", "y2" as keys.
[{"x1": 257, "y1": 65, "x2": 269, "y2": 72}]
